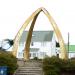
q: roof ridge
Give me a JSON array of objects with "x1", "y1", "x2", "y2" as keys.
[{"x1": 20, "y1": 31, "x2": 54, "y2": 42}]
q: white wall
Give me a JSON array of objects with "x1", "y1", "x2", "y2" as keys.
[
  {"x1": 51, "y1": 34, "x2": 56, "y2": 56},
  {"x1": 18, "y1": 42, "x2": 52, "y2": 58},
  {"x1": 17, "y1": 43, "x2": 25, "y2": 58},
  {"x1": 30, "y1": 42, "x2": 41, "y2": 48},
  {"x1": 56, "y1": 48, "x2": 75, "y2": 59},
  {"x1": 39, "y1": 42, "x2": 51, "y2": 57},
  {"x1": 69, "y1": 52, "x2": 75, "y2": 58},
  {"x1": 17, "y1": 33, "x2": 56, "y2": 59}
]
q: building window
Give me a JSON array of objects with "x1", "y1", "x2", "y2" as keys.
[
  {"x1": 31, "y1": 42, "x2": 34, "y2": 46},
  {"x1": 33, "y1": 53, "x2": 36, "y2": 57},
  {"x1": 29, "y1": 53, "x2": 31, "y2": 57},
  {"x1": 57, "y1": 54, "x2": 59, "y2": 58},
  {"x1": 41, "y1": 42, "x2": 46, "y2": 46},
  {"x1": 40, "y1": 52, "x2": 46, "y2": 57}
]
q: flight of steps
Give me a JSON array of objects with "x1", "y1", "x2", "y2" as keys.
[{"x1": 14, "y1": 60, "x2": 43, "y2": 75}]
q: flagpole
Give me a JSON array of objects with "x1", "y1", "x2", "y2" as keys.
[{"x1": 68, "y1": 32, "x2": 70, "y2": 58}]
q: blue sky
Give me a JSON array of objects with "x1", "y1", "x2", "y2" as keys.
[{"x1": 0, "y1": 0, "x2": 75, "y2": 44}]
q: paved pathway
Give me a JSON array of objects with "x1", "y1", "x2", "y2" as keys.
[{"x1": 14, "y1": 60, "x2": 43, "y2": 75}]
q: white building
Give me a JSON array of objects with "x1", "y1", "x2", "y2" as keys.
[
  {"x1": 56, "y1": 43, "x2": 75, "y2": 58},
  {"x1": 66, "y1": 45, "x2": 75, "y2": 58},
  {"x1": 17, "y1": 31, "x2": 57, "y2": 59}
]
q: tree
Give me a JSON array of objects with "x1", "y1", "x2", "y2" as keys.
[{"x1": 0, "y1": 50, "x2": 18, "y2": 75}]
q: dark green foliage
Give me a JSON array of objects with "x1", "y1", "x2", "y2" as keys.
[
  {"x1": 43, "y1": 56, "x2": 61, "y2": 75},
  {"x1": 43, "y1": 65, "x2": 60, "y2": 75},
  {"x1": 33, "y1": 57, "x2": 38, "y2": 60},
  {"x1": 43, "y1": 56, "x2": 75, "y2": 75},
  {"x1": 0, "y1": 50, "x2": 18, "y2": 75}
]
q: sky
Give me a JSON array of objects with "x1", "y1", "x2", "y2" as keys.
[{"x1": 0, "y1": 0, "x2": 75, "y2": 45}]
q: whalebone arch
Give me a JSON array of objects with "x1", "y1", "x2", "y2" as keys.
[{"x1": 12, "y1": 7, "x2": 67, "y2": 60}]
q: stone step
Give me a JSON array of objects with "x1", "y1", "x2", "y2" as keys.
[
  {"x1": 18, "y1": 69, "x2": 42, "y2": 71},
  {"x1": 15, "y1": 72, "x2": 43, "y2": 75},
  {"x1": 17, "y1": 71, "x2": 42, "y2": 74},
  {"x1": 19, "y1": 67, "x2": 42, "y2": 69},
  {"x1": 24, "y1": 63, "x2": 42, "y2": 67},
  {"x1": 17, "y1": 70, "x2": 42, "y2": 72},
  {"x1": 19, "y1": 66, "x2": 40, "y2": 68},
  {"x1": 14, "y1": 60, "x2": 43, "y2": 75},
  {"x1": 16, "y1": 73, "x2": 42, "y2": 75}
]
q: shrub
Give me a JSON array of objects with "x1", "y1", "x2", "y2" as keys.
[
  {"x1": 33, "y1": 57, "x2": 38, "y2": 60},
  {"x1": 43, "y1": 56, "x2": 62, "y2": 68},
  {"x1": 42, "y1": 56, "x2": 75, "y2": 75},
  {"x1": 0, "y1": 50, "x2": 18, "y2": 75},
  {"x1": 43, "y1": 56, "x2": 61, "y2": 75},
  {"x1": 43, "y1": 65, "x2": 60, "y2": 75}
]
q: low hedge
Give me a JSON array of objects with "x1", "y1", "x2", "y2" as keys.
[
  {"x1": 42, "y1": 56, "x2": 75, "y2": 75},
  {"x1": 0, "y1": 50, "x2": 18, "y2": 75}
]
